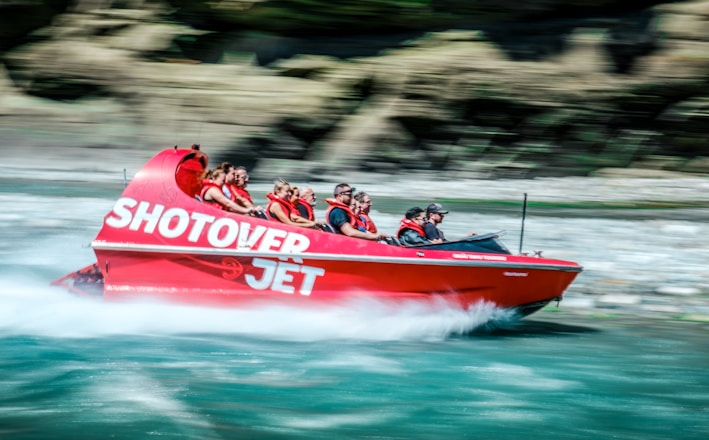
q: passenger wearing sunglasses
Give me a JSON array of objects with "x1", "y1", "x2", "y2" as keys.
[
  {"x1": 397, "y1": 207, "x2": 441, "y2": 247},
  {"x1": 325, "y1": 183, "x2": 387, "y2": 241},
  {"x1": 215, "y1": 162, "x2": 263, "y2": 216},
  {"x1": 295, "y1": 187, "x2": 317, "y2": 221},
  {"x1": 266, "y1": 179, "x2": 322, "y2": 229},
  {"x1": 424, "y1": 202, "x2": 476, "y2": 240},
  {"x1": 354, "y1": 191, "x2": 378, "y2": 234},
  {"x1": 232, "y1": 166, "x2": 257, "y2": 207},
  {"x1": 424, "y1": 203, "x2": 449, "y2": 242}
]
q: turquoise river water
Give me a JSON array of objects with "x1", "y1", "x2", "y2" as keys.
[{"x1": 0, "y1": 168, "x2": 708, "y2": 439}]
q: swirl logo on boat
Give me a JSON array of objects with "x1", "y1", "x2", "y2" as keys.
[{"x1": 104, "y1": 197, "x2": 311, "y2": 253}]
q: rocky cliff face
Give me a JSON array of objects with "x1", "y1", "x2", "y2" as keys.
[{"x1": 1, "y1": 0, "x2": 707, "y2": 179}]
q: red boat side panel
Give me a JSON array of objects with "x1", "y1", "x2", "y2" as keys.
[{"x1": 95, "y1": 249, "x2": 579, "y2": 310}]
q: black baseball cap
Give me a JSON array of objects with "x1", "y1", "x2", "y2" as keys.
[{"x1": 426, "y1": 203, "x2": 449, "y2": 214}]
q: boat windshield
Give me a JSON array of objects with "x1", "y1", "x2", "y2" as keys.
[{"x1": 414, "y1": 232, "x2": 511, "y2": 254}]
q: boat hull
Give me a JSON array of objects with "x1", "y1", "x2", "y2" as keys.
[{"x1": 91, "y1": 247, "x2": 579, "y2": 311}]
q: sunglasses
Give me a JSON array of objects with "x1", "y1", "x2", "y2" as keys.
[{"x1": 337, "y1": 190, "x2": 353, "y2": 196}]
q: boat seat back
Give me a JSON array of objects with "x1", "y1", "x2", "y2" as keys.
[
  {"x1": 319, "y1": 223, "x2": 336, "y2": 234},
  {"x1": 254, "y1": 210, "x2": 270, "y2": 220},
  {"x1": 384, "y1": 236, "x2": 401, "y2": 246},
  {"x1": 175, "y1": 152, "x2": 207, "y2": 198}
]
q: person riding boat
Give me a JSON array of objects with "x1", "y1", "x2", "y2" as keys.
[
  {"x1": 424, "y1": 202, "x2": 476, "y2": 241},
  {"x1": 354, "y1": 191, "x2": 378, "y2": 233},
  {"x1": 350, "y1": 197, "x2": 367, "y2": 232},
  {"x1": 295, "y1": 187, "x2": 316, "y2": 221},
  {"x1": 233, "y1": 166, "x2": 255, "y2": 205},
  {"x1": 218, "y1": 163, "x2": 264, "y2": 217},
  {"x1": 325, "y1": 183, "x2": 386, "y2": 241},
  {"x1": 266, "y1": 179, "x2": 322, "y2": 229},
  {"x1": 215, "y1": 161, "x2": 236, "y2": 200},
  {"x1": 424, "y1": 203, "x2": 448, "y2": 242},
  {"x1": 200, "y1": 168, "x2": 258, "y2": 215},
  {"x1": 290, "y1": 186, "x2": 300, "y2": 205},
  {"x1": 397, "y1": 207, "x2": 442, "y2": 247}
]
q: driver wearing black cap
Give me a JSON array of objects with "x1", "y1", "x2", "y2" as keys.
[{"x1": 424, "y1": 203, "x2": 449, "y2": 242}]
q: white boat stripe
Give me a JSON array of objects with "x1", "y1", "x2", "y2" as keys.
[{"x1": 92, "y1": 241, "x2": 582, "y2": 272}]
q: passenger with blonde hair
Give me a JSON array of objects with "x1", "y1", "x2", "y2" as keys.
[{"x1": 266, "y1": 179, "x2": 323, "y2": 229}]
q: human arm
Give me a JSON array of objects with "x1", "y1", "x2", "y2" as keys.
[
  {"x1": 290, "y1": 212, "x2": 319, "y2": 228},
  {"x1": 328, "y1": 208, "x2": 384, "y2": 240},
  {"x1": 234, "y1": 192, "x2": 255, "y2": 209},
  {"x1": 270, "y1": 203, "x2": 317, "y2": 228},
  {"x1": 230, "y1": 188, "x2": 265, "y2": 216},
  {"x1": 290, "y1": 213, "x2": 326, "y2": 229},
  {"x1": 424, "y1": 223, "x2": 445, "y2": 243},
  {"x1": 339, "y1": 222, "x2": 385, "y2": 241},
  {"x1": 206, "y1": 188, "x2": 252, "y2": 215}
]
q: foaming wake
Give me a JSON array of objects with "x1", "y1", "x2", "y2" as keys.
[{"x1": 0, "y1": 281, "x2": 519, "y2": 342}]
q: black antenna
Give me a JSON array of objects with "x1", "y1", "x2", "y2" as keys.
[{"x1": 518, "y1": 193, "x2": 528, "y2": 255}]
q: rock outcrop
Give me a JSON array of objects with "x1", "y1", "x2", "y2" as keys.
[{"x1": 1, "y1": 0, "x2": 708, "y2": 179}]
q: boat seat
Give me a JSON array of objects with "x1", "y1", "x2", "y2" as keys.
[
  {"x1": 320, "y1": 223, "x2": 336, "y2": 234},
  {"x1": 384, "y1": 236, "x2": 401, "y2": 246},
  {"x1": 175, "y1": 151, "x2": 207, "y2": 198},
  {"x1": 254, "y1": 210, "x2": 270, "y2": 220}
]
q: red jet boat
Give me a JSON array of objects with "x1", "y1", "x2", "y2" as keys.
[{"x1": 52, "y1": 145, "x2": 582, "y2": 316}]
